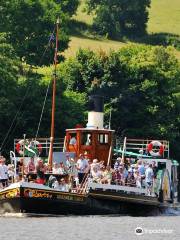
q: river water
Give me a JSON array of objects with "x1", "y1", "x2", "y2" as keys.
[{"x1": 0, "y1": 210, "x2": 180, "y2": 240}]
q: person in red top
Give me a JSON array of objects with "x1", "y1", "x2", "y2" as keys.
[{"x1": 35, "y1": 159, "x2": 46, "y2": 184}]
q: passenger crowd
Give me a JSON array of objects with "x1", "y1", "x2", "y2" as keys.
[{"x1": 0, "y1": 154, "x2": 157, "y2": 195}]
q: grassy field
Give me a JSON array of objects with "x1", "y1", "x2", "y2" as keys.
[
  {"x1": 63, "y1": 0, "x2": 180, "y2": 59},
  {"x1": 63, "y1": 36, "x2": 126, "y2": 58},
  {"x1": 148, "y1": 0, "x2": 180, "y2": 35}
]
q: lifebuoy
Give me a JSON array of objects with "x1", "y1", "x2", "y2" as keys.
[
  {"x1": 147, "y1": 140, "x2": 164, "y2": 157},
  {"x1": 15, "y1": 139, "x2": 26, "y2": 155},
  {"x1": 16, "y1": 140, "x2": 42, "y2": 156}
]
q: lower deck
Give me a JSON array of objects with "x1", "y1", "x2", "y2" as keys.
[{"x1": 0, "y1": 182, "x2": 169, "y2": 216}]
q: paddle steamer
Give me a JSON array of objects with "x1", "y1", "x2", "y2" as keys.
[{"x1": 0, "y1": 20, "x2": 179, "y2": 216}]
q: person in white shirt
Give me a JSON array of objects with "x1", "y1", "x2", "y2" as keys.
[
  {"x1": 8, "y1": 164, "x2": 15, "y2": 183},
  {"x1": 90, "y1": 159, "x2": 100, "y2": 176},
  {"x1": 52, "y1": 162, "x2": 59, "y2": 174},
  {"x1": 69, "y1": 137, "x2": 77, "y2": 145},
  {"x1": 0, "y1": 157, "x2": 8, "y2": 187},
  {"x1": 58, "y1": 162, "x2": 67, "y2": 175},
  {"x1": 145, "y1": 164, "x2": 154, "y2": 195},
  {"x1": 91, "y1": 167, "x2": 102, "y2": 183},
  {"x1": 58, "y1": 178, "x2": 69, "y2": 192},
  {"x1": 76, "y1": 154, "x2": 89, "y2": 184}
]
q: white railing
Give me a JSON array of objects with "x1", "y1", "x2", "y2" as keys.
[
  {"x1": 116, "y1": 138, "x2": 169, "y2": 159},
  {"x1": 14, "y1": 137, "x2": 65, "y2": 157}
]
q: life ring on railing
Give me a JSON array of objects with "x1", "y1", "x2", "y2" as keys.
[
  {"x1": 147, "y1": 140, "x2": 164, "y2": 157},
  {"x1": 15, "y1": 139, "x2": 25, "y2": 156},
  {"x1": 15, "y1": 140, "x2": 42, "y2": 156}
]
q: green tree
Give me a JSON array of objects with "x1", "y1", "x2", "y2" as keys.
[
  {"x1": 0, "y1": 34, "x2": 21, "y2": 153},
  {"x1": 85, "y1": 0, "x2": 151, "y2": 38},
  {"x1": 58, "y1": 46, "x2": 180, "y2": 159},
  {"x1": 0, "y1": 0, "x2": 79, "y2": 65}
]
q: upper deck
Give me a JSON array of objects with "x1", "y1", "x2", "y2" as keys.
[{"x1": 115, "y1": 138, "x2": 170, "y2": 159}]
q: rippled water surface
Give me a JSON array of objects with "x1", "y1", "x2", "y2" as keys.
[{"x1": 0, "y1": 210, "x2": 180, "y2": 240}]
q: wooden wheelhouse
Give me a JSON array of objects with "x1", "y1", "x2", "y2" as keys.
[
  {"x1": 65, "y1": 128, "x2": 114, "y2": 165},
  {"x1": 65, "y1": 95, "x2": 114, "y2": 165}
]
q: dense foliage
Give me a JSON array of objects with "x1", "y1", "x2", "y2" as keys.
[
  {"x1": 0, "y1": 0, "x2": 179, "y2": 163},
  {"x1": 0, "y1": 33, "x2": 87, "y2": 155},
  {"x1": 59, "y1": 46, "x2": 180, "y2": 159},
  {"x1": 85, "y1": 0, "x2": 151, "y2": 38},
  {"x1": 0, "y1": 34, "x2": 20, "y2": 151},
  {"x1": 0, "y1": 0, "x2": 79, "y2": 65}
]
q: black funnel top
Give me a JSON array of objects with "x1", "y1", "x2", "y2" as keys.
[{"x1": 88, "y1": 95, "x2": 104, "y2": 112}]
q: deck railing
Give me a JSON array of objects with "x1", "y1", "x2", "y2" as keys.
[
  {"x1": 14, "y1": 137, "x2": 65, "y2": 157},
  {"x1": 115, "y1": 138, "x2": 169, "y2": 159}
]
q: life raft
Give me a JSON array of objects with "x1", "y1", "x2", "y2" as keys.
[
  {"x1": 147, "y1": 140, "x2": 164, "y2": 157},
  {"x1": 15, "y1": 140, "x2": 42, "y2": 156}
]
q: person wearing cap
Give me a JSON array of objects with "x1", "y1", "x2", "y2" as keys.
[
  {"x1": 0, "y1": 157, "x2": 8, "y2": 187},
  {"x1": 76, "y1": 154, "x2": 89, "y2": 184}
]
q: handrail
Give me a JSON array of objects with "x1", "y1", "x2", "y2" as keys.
[
  {"x1": 117, "y1": 138, "x2": 169, "y2": 158},
  {"x1": 78, "y1": 173, "x2": 89, "y2": 194}
]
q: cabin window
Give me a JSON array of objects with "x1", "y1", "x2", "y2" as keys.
[
  {"x1": 81, "y1": 132, "x2": 92, "y2": 145},
  {"x1": 98, "y1": 134, "x2": 109, "y2": 144}
]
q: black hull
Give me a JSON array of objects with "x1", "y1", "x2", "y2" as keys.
[
  {"x1": 0, "y1": 185, "x2": 166, "y2": 216},
  {"x1": 0, "y1": 197, "x2": 163, "y2": 216}
]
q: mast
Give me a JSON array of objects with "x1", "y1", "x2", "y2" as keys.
[{"x1": 48, "y1": 18, "x2": 59, "y2": 169}]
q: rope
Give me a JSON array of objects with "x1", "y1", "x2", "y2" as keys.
[
  {"x1": 38, "y1": 28, "x2": 55, "y2": 66},
  {"x1": 0, "y1": 27, "x2": 56, "y2": 153},
  {"x1": 35, "y1": 81, "x2": 50, "y2": 139}
]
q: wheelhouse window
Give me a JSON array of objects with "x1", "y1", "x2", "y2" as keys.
[
  {"x1": 98, "y1": 133, "x2": 109, "y2": 144},
  {"x1": 81, "y1": 132, "x2": 92, "y2": 145},
  {"x1": 68, "y1": 132, "x2": 77, "y2": 145}
]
